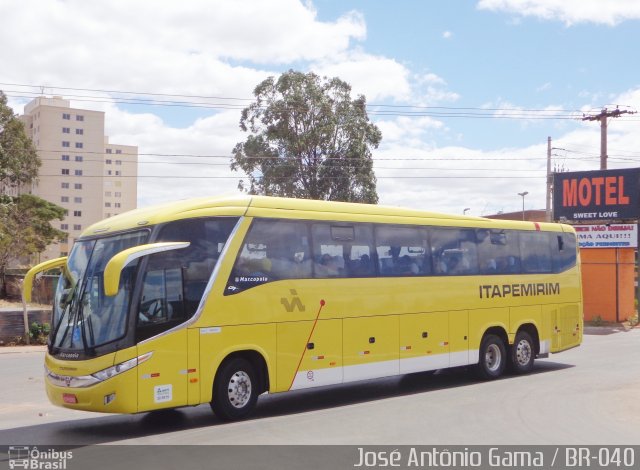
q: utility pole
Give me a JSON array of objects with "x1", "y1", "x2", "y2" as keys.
[
  {"x1": 582, "y1": 107, "x2": 636, "y2": 170},
  {"x1": 546, "y1": 136, "x2": 552, "y2": 222}
]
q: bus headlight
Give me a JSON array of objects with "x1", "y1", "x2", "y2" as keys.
[{"x1": 92, "y1": 352, "x2": 153, "y2": 382}]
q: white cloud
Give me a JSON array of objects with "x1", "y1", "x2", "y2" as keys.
[
  {"x1": 442, "y1": 31, "x2": 453, "y2": 39},
  {"x1": 313, "y1": 51, "x2": 412, "y2": 102},
  {"x1": 0, "y1": 0, "x2": 365, "y2": 98},
  {"x1": 477, "y1": 0, "x2": 640, "y2": 26}
]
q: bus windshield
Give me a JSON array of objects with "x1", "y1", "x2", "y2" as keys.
[{"x1": 51, "y1": 230, "x2": 149, "y2": 352}]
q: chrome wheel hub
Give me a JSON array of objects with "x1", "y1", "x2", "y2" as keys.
[
  {"x1": 515, "y1": 339, "x2": 532, "y2": 366},
  {"x1": 485, "y1": 343, "x2": 502, "y2": 372},
  {"x1": 227, "y1": 371, "x2": 252, "y2": 408}
]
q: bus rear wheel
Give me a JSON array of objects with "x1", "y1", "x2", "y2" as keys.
[
  {"x1": 210, "y1": 357, "x2": 258, "y2": 421},
  {"x1": 509, "y1": 331, "x2": 535, "y2": 374},
  {"x1": 475, "y1": 334, "x2": 506, "y2": 380}
]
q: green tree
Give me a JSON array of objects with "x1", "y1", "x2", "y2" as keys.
[
  {"x1": 0, "y1": 194, "x2": 66, "y2": 296},
  {"x1": 231, "y1": 70, "x2": 382, "y2": 203},
  {"x1": 0, "y1": 91, "x2": 40, "y2": 192}
]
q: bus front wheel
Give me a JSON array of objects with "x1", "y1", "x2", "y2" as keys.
[
  {"x1": 475, "y1": 334, "x2": 506, "y2": 380},
  {"x1": 210, "y1": 357, "x2": 258, "y2": 421},
  {"x1": 509, "y1": 331, "x2": 535, "y2": 374}
]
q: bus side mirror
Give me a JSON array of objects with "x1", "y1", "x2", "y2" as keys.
[
  {"x1": 23, "y1": 257, "x2": 67, "y2": 303},
  {"x1": 103, "y1": 242, "x2": 190, "y2": 296}
]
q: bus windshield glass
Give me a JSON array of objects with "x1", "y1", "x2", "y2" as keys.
[{"x1": 51, "y1": 230, "x2": 149, "y2": 351}]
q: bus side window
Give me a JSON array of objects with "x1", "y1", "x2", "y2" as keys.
[
  {"x1": 430, "y1": 228, "x2": 479, "y2": 276},
  {"x1": 552, "y1": 232, "x2": 577, "y2": 273},
  {"x1": 226, "y1": 219, "x2": 311, "y2": 294},
  {"x1": 375, "y1": 225, "x2": 430, "y2": 276},
  {"x1": 312, "y1": 223, "x2": 374, "y2": 278},
  {"x1": 519, "y1": 231, "x2": 552, "y2": 273},
  {"x1": 476, "y1": 229, "x2": 521, "y2": 274}
]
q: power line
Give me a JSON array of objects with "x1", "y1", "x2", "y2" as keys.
[{"x1": 0, "y1": 84, "x2": 597, "y2": 120}]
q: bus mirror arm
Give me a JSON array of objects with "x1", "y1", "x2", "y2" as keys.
[
  {"x1": 23, "y1": 257, "x2": 68, "y2": 304},
  {"x1": 103, "y1": 242, "x2": 190, "y2": 296}
]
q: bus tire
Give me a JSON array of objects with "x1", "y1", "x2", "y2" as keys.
[
  {"x1": 509, "y1": 331, "x2": 535, "y2": 374},
  {"x1": 210, "y1": 357, "x2": 258, "y2": 421},
  {"x1": 475, "y1": 334, "x2": 506, "y2": 380}
]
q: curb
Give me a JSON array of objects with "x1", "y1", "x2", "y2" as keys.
[{"x1": 0, "y1": 345, "x2": 47, "y2": 354}]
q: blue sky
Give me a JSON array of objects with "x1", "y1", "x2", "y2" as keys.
[{"x1": 2, "y1": 0, "x2": 640, "y2": 215}]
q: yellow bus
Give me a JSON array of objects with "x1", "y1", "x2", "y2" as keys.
[{"x1": 24, "y1": 196, "x2": 582, "y2": 421}]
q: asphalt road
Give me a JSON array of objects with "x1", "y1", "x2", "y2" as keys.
[{"x1": 1, "y1": 327, "x2": 639, "y2": 446}]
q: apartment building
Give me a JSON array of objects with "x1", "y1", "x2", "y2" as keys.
[{"x1": 20, "y1": 96, "x2": 137, "y2": 260}]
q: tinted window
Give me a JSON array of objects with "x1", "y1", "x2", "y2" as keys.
[
  {"x1": 137, "y1": 217, "x2": 238, "y2": 340},
  {"x1": 227, "y1": 219, "x2": 311, "y2": 294},
  {"x1": 552, "y1": 232, "x2": 577, "y2": 273},
  {"x1": 476, "y1": 229, "x2": 521, "y2": 274},
  {"x1": 312, "y1": 223, "x2": 375, "y2": 278},
  {"x1": 430, "y1": 228, "x2": 479, "y2": 275},
  {"x1": 519, "y1": 231, "x2": 552, "y2": 273},
  {"x1": 375, "y1": 225, "x2": 431, "y2": 276}
]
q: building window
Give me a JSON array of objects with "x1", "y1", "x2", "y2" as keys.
[
  {"x1": 115, "y1": 160, "x2": 122, "y2": 165},
  {"x1": 61, "y1": 224, "x2": 68, "y2": 230},
  {"x1": 106, "y1": 159, "x2": 112, "y2": 164},
  {"x1": 73, "y1": 224, "x2": 82, "y2": 231},
  {"x1": 115, "y1": 181, "x2": 122, "y2": 187},
  {"x1": 61, "y1": 155, "x2": 70, "y2": 161},
  {"x1": 74, "y1": 183, "x2": 82, "y2": 189},
  {"x1": 61, "y1": 182, "x2": 69, "y2": 189},
  {"x1": 115, "y1": 202, "x2": 121, "y2": 208},
  {"x1": 62, "y1": 113, "x2": 71, "y2": 120},
  {"x1": 106, "y1": 149, "x2": 112, "y2": 154},
  {"x1": 62, "y1": 141, "x2": 70, "y2": 147},
  {"x1": 105, "y1": 202, "x2": 111, "y2": 208},
  {"x1": 75, "y1": 156, "x2": 83, "y2": 162},
  {"x1": 76, "y1": 129, "x2": 83, "y2": 135},
  {"x1": 61, "y1": 196, "x2": 69, "y2": 203},
  {"x1": 74, "y1": 197, "x2": 82, "y2": 203},
  {"x1": 75, "y1": 142, "x2": 83, "y2": 149},
  {"x1": 115, "y1": 171, "x2": 121, "y2": 176},
  {"x1": 107, "y1": 170, "x2": 112, "y2": 176},
  {"x1": 105, "y1": 191, "x2": 112, "y2": 197},
  {"x1": 73, "y1": 211, "x2": 82, "y2": 217},
  {"x1": 62, "y1": 127, "x2": 70, "y2": 134},
  {"x1": 115, "y1": 149, "x2": 122, "y2": 154},
  {"x1": 74, "y1": 169, "x2": 83, "y2": 176},
  {"x1": 76, "y1": 115, "x2": 84, "y2": 121},
  {"x1": 61, "y1": 169, "x2": 70, "y2": 175},
  {"x1": 115, "y1": 192, "x2": 121, "y2": 197}
]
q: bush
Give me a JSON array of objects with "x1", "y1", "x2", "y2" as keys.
[{"x1": 29, "y1": 321, "x2": 50, "y2": 344}]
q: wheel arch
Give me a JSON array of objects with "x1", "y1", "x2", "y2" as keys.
[
  {"x1": 514, "y1": 322, "x2": 540, "y2": 355},
  {"x1": 482, "y1": 325, "x2": 509, "y2": 346},
  {"x1": 212, "y1": 349, "x2": 270, "y2": 396}
]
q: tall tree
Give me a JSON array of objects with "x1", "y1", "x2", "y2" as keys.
[
  {"x1": 0, "y1": 194, "x2": 66, "y2": 296},
  {"x1": 231, "y1": 70, "x2": 382, "y2": 203},
  {"x1": 0, "y1": 91, "x2": 40, "y2": 192}
]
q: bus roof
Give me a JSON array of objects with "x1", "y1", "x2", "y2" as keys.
[{"x1": 82, "y1": 195, "x2": 571, "y2": 237}]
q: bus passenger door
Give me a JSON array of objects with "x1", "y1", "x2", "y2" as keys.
[
  {"x1": 399, "y1": 312, "x2": 449, "y2": 373},
  {"x1": 135, "y1": 267, "x2": 190, "y2": 412},
  {"x1": 343, "y1": 316, "x2": 399, "y2": 382}
]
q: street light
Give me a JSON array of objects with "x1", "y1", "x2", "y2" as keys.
[
  {"x1": 517, "y1": 191, "x2": 529, "y2": 221},
  {"x1": 463, "y1": 208, "x2": 470, "y2": 215}
]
